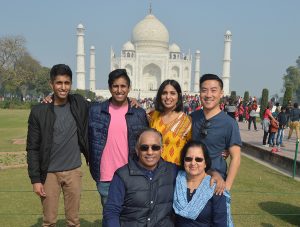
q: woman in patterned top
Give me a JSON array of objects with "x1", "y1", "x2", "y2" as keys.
[{"x1": 148, "y1": 80, "x2": 192, "y2": 165}]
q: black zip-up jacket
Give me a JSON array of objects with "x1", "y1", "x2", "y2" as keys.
[{"x1": 26, "y1": 94, "x2": 89, "y2": 184}]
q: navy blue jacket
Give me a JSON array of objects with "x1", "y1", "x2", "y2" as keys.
[{"x1": 88, "y1": 98, "x2": 149, "y2": 182}]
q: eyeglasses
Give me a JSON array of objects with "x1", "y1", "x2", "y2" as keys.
[
  {"x1": 184, "y1": 157, "x2": 204, "y2": 163},
  {"x1": 200, "y1": 120, "x2": 211, "y2": 138},
  {"x1": 139, "y1": 144, "x2": 161, "y2": 152}
]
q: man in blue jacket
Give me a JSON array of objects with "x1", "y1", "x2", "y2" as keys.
[
  {"x1": 27, "y1": 64, "x2": 89, "y2": 226},
  {"x1": 89, "y1": 69, "x2": 149, "y2": 208}
]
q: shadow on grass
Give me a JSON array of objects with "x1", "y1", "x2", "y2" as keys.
[
  {"x1": 31, "y1": 218, "x2": 102, "y2": 227},
  {"x1": 259, "y1": 201, "x2": 300, "y2": 226},
  {"x1": 260, "y1": 223, "x2": 274, "y2": 227}
]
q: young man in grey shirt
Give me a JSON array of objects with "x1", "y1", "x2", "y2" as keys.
[{"x1": 26, "y1": 64, "x2": 89, "y2": 226}]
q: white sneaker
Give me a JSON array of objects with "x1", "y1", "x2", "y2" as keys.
[{"x1": 263, "y1": 144, "x2": 269, "y2": 147}]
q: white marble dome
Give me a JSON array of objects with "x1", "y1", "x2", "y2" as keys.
[
  {"x1": 122, "y1": 41, "x2": 135, "y2": 51},
  {"x1": 169, "y1": 43, "x2": 180, "y2": 52},
  {"x1": 77, "y1": 23, "x2": 84, "y2": 29},
  {"x1": 132, "y1": 14, "x2": 169, "y2": 51}
]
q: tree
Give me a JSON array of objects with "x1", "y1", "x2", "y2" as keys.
[
  {"x1": 243, "y1": 91, "x2": 249, "y2": 104},
  {"x1": 230, "y1": 91, "x2": 237, "y2": 103},
  {"x1": 34, "y1": 67, "x2": 51, "y2": 97},
  {"x1": 0, "y1": 36, "x2": 26, "y2": 90},
  {"x1": 0, "y1": 35, "x2": 52, "y2": 100},
  {"x1": 260, "y1": 88, "x2": 269, "y2": 119},
  {"x1": 282, "y1": 86, "x2": 293, "y2": 107},
  {"x1": 296, "y1": 56, "x2": 300, "y2": 69},
  {"x1": 283, "y1": 60, "x2": 300, "y2": 102},
  {"x1": 73, "y1": 89, "x2": 96, "y2": 101}
]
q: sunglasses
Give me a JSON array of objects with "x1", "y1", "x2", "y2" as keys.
[
  {"x1": 184, "y1": 156, "x2": 204, "y2": 163},
  {"x1": 139, "y1": 144, "x2": 161, "y2": 152},
  {"x1": 200, "y1": 120, "x2": 211, "y2": 138}
]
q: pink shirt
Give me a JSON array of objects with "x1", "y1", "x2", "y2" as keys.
[{"x1": 100, "y1": 103, "x2": 129, "y2": 181}]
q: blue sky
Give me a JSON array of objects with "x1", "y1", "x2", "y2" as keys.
[{"x1": 1, "y1": 0, "x2": 299, "y2": 98}]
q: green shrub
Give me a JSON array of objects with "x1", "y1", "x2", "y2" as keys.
[{"x1": 0, "y1": 100, "x2": 38, "y2": 109}]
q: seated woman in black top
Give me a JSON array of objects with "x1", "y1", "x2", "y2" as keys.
[{"x1": 173, "y1": 141, "x2": 233, "y2": 227}]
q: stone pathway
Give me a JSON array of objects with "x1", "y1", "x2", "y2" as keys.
[{"x1": 239, "y1": 121, "x2": 300, "y2": 161}]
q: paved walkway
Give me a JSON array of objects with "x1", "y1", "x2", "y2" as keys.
[{"x1": 238, "y1": 121, "x2": 300, "y2": 161}]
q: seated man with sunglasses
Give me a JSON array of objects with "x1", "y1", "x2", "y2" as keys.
[{"x1": 103, "y1": 128, "x2": 176, "y2": 227}]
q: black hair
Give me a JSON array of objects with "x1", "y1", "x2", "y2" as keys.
[
  {"x1": 50, "y1": 64, "x2": 72, "y2": 81},
  {"x1": 294, "y1": 102, "x2": 298, "y2": 108},
  {"x1": 180, "y1": 140, "x2": 211, "y2": 172},
  {"x1": 199, "y1": 74, "x2": 223, "y2": 90},
  {"x1": 154, "y1": 79, "x2": 183, "y2": 112},
  {"x1": 108, "y1": 69, "x2": 130, "y2": 88}
]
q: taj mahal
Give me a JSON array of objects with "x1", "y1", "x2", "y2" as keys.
[{"x1": 75, "y1": 8, "x2": 232, "y2": 98}]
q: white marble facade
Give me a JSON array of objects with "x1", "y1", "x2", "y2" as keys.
[
  {"x1": 76, "y1": 11, "x2": 232, "y2": 98},
  {"x1": 110, "y1": 13, "x2": 192, "y2": 93}
]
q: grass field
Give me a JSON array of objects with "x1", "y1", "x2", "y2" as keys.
[{"x1": 0, "y1": 109, "x2": 300, "y2": 226}]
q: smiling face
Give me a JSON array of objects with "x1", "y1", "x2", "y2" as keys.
[
  {"x1": 109, "y1": 76, "x2": 130, "y2": 106},
  {"x1": 161, "y1": 84, "x2": 179, "y2": 111},
  {"x1": 50, "y1": 74, "x2": 72, "y2": 105},
  {"x1": 200, "y1": 79, "x2": 224, "y2": 113},
  {"x1": 184, "y1": 146, "x2": 206, "y2": 177},
  {"x1": 136, "y1": 131, "x2": 162, "y2": 171}
]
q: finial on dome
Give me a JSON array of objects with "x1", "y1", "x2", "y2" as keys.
[{"x1": 149, "y1": 0, "x2": 152, "y2": 14}]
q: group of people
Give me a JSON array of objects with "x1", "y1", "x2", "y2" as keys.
[
  {"x1": 26, "y1": 64, "x2": 242, "y2": 226},
  {"x1": 222, "y1": 98, "x2": 260, "y2": 132},
  {"x1": 262, "y1": 101, "x2": 300, "y2": 151}
]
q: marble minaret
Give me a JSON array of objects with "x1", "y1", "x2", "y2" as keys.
[
  {"x1": 222, "y1": 30, "x2": 232, "y2": 96},
  {"x1": 194, "y1": 50, "x2": 200, "y2": 92},
  {"x1": 89, "y1": 46, "x2": 96, "y2": 92},
  {"x1": 76, "y1": 24, "x2": 86, "y2": 90}
]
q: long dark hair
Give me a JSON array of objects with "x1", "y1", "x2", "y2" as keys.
[{"x1": 154, "y1": 79, "x2": 183, "y2": 112}]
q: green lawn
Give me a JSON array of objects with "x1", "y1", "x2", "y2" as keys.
[
  {"x1": 0, "y1": 109, "x2": 300, "y2": 226},
  {"x1": 0, "y1": 109, "x2": 29, "y2": 152}
]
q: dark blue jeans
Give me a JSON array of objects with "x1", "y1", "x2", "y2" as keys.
[
  {"x1": 96, "y1": 181, "x2": 111, "y2": 209},
  {"x1": 268, "y1": 132, "x2": 276, "y2": 146},
  {"x1": 276, "y1": 128, "x2": 284, "y2": 145}
]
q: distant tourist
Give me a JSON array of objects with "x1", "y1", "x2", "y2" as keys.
[
  {"x1": 224, "y1": 98, "x2": 237, "y2": 120},
  {"x1": 287, "y1": 102, "x2": 300, "y2": 141},
  {"x1": 268, "y1": 118, "x2": 279, "y2": 149},
  {"x1": 276, "y1": 107, "x2": 287, "y2": 149},
  {"x1": 248, "y1": 100, "x2": 258, "y2": 131},
  {"x1": 262, "y1": 104, "x2": 276, "y2": 147}
]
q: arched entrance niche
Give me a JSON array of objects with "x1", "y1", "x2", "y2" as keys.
[{"x1": 142, "y1": 63, "x2": 161, "y2": 90}]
